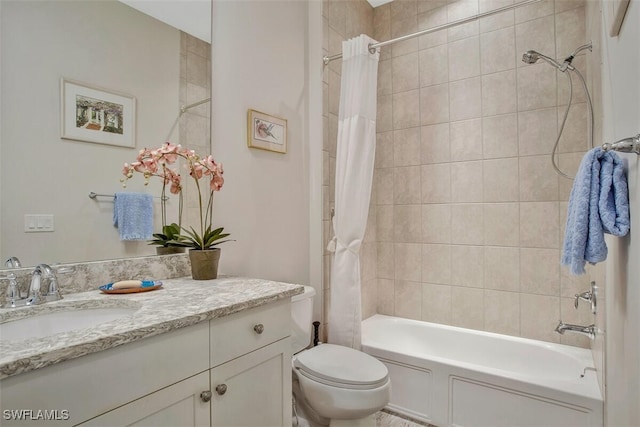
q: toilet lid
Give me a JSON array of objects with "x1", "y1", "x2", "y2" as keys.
[{"x1": 294, "y1": 344, "x2": 388, "y2": 389}]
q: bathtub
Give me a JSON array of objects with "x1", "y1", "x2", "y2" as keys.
[{"x1": 361, "y1": 315, "x2": 603, "y2": 427}]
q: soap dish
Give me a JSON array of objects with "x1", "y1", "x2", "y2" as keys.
[{"x1": 99, "y1": 282, "x2": 163, "y2": 294}]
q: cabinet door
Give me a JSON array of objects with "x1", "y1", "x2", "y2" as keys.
[
  {"x1": 210, "y1": 338, "x2": 291, "y2": 427},
  {"x1": 79, "y1": 372, "x2": 210, "y2": 427}
]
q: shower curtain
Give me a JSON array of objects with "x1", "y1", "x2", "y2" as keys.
[{"x1": 328, "y1": 34, "x2": 379, "y2": 349}]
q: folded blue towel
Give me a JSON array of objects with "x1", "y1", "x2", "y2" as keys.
[
  {"x1": 561, "y1": 147, "x2": 630, "y2": 275},
  {"x1": 113, "y1": 192, "x2": 154, "y2": 241}
]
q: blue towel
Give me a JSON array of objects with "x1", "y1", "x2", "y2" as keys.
[
  {"x1": 561, "y1": 147, "x2": 630, "y2": 275},
  {"x1": 113, "y1": 192, "x2": 154, "y2": 241}
]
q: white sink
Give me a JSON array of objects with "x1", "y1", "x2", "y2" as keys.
[{"x1": 0, "y1": 307, "x2": 138, "y2": 341}]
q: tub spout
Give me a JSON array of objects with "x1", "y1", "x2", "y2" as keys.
[{"x1": 555, "y1": 321, "x2": 596, "y2": 340}]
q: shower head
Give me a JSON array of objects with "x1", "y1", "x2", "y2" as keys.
[{"x1": 521, "y1": 50, "x2": 568, "y2": 71}]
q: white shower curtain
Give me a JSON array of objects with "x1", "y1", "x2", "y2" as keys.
[{"x1": 328, "y1": 35, "x2": 379, "y2": 349}]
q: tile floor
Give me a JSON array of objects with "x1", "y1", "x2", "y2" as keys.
[{"x1": 375, "y1": 410, "x2": 435, "y2": 427}]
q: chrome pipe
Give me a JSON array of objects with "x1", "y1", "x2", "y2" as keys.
[{"x1": 602, "y1": 134, "x2": 640, "y2": 155}]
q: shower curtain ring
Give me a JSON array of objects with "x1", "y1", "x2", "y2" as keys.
[{"x1": 368, "y1": 43, "x2": 377, "y2": 55}]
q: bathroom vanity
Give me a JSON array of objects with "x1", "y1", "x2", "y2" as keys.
[{"x1": 0, "y1": 277, "x2": 303, "y2": 426}]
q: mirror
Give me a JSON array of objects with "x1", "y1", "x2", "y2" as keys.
[{"x1": 0, "y1": 0, "x2": 212, "y2": 268}]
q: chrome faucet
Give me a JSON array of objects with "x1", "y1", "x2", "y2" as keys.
[
  {"x1": 555, "y1": 321, "x2": 597, "y2": 340},
  {"x1": 27, "y1": 264, "x2": 63, "y2": 305},
  {"x1": 0, "y1": 272, "x2": 19, "y2": 308}
]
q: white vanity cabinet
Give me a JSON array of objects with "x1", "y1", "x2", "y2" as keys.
[{"x1": 0, "y1": 298, "x2": 292, "y2": 427}]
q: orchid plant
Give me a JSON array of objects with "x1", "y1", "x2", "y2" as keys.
[{"x1": 121, "y1": 142, "x2": 231, "y2": 250}]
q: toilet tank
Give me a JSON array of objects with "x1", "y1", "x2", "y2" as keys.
[{"x1": 291, "y1": 286, "x2": 316, "y2": 354}]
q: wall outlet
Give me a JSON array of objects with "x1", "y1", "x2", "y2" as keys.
[{"x1": 24, "y1": 214, "x2": 54, "y2": 232}]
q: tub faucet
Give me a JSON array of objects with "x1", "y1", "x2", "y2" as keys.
[
  {"x1": 555, "y1": 321, "x2": 596, "y2": 340},
  {"x1": 27, "y1": 264, "x2": 62, "y2": 305}
]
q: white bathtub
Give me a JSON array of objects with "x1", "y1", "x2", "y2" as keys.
[{"x1": 361, "y1": 315, "x2": 603, "y2": 427}]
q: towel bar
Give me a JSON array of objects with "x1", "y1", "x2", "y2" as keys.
[
  {"x1": 89, "y1": 192, "x2": 169, "y2": 201},
  {"x1": 602, "y1": 134, "x2": 640, "y2": 154}
]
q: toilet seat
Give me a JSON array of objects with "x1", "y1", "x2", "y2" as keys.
[{"x1": 293, "y1": 344, "x2": 389, "y2": 390}]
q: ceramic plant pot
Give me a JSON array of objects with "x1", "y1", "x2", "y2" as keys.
[
  {"x1": 156, "y1": 246, "x2": 186, "y2": 255},
  {"x1": 188, "y1": 248, "x2": 221, "y2": 280}
]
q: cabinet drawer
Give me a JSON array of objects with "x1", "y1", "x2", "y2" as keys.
[{"x1": 210, "y1": 299, "x2": 290, "y2": 367}]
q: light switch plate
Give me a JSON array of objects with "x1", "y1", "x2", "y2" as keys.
[{"x1": 24, "y1": 214, "x2": 54, "y2": 232}]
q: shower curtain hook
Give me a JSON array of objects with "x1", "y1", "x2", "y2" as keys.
[{"x1": 368, "y1": 43, "x2": 377, "y2": 55}]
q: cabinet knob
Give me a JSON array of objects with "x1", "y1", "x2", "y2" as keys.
[
  {"x1": 200, "y1": 391, "x2": 212, "y2": 402},
  {"x1": 215, "y1": 384, "x2": 228, "y2": 395},
  {"x1": 253, "y1": 323, "x2": 264, "y2": 334}
]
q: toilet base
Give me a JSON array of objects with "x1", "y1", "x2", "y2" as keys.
[{"x1": 329, "y1": 414, "x2": 376, "y2": 427}]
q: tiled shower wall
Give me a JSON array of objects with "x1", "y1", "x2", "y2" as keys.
[{"x1": 322, "y1": 0, "x2": 601, "y2": 348}]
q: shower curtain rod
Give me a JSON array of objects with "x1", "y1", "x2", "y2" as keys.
[{"x1": 323, "y1": 0, "x2": 542, "y2": 65}]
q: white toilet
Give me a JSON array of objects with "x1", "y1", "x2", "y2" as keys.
[{"x1": 291, "y1": 286, "x2": 390, "y2": 427}]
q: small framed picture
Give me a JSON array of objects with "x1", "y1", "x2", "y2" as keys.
[
  {"x1": 60, "y1": 78, "x2": 136, "y2": 148},
  {"x1": 247, "y1": 109, "x2": 287, "y2": 154}
]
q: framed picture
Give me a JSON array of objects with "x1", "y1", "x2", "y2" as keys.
[
  {"x1": 61, "y1": 78, "x2": 136, "y2": 148},
  {"x1": 608, "y1": 0, "x2": 630, "y2": 37},
  {"x1": 247, "y1": 109, "x2": 287, "y2": 154}
]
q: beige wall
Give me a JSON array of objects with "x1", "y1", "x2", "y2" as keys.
[
  {"x1": 211, "y1": 0, "x2": 312, "y2": 286},
  {"x1": 0, "y1": 1, "x2": 182, "y2": 265},
  {"x1": 322, "y1": 0, "x2": 605, "y2": 347}
]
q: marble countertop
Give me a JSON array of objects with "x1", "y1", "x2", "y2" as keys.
[{"x1": 0, "y1": 277, "x2": 303, "y2": 379}]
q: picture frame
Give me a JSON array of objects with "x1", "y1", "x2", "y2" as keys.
[
  {"x1": 247, "y1": 109, "x2": 287, "y2": 154},
  {"x1": 608, "y1": 0, "x2": 630, "y2": 37},
  {"x1": 61, "y1": 78, "x2": 136, "y2": 148}
]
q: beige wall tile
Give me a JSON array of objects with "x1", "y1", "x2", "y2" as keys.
[
  {"x1": 419, "y1": 44, "x2": 449, "y2": 87},
  {"x1": 484, "y1": 203, "x2": 520, "y2": 246},
  {"x1": 449, "y1": 77, "x2": 482, "y2": 121},
  {"x1": 450, "y1": 118, "x2": 483, "y2": 161},
  {"x1": 394, "y1": 127, "x2": 421, "y2": 166},
  {"x1": 514, "y1": 0, "x2": 554, "y2": 24},
  {"x1": 482, "y1": 69, "x2": 517, "y2": 116},
  {"x1": 328, "y1": 0, "x2": 347, "y2": 36},
  {"x1": 422, "y1": 204, "x2": 452, "y2": 244},
  {"x1": 451, "y1": 160, "x2": 483, "y2": 203},
  {"x1": 555, "y1": 0, "x2": 585, "y2": 14},
  {"x1": 520, "y1": 293, "x2": 560, "y2": 342},
  {"x1": 377, "y1": 205, "x2": 394, "y2": 242},
  {"x1": 557, "y1": 102, "x2": 588, "y2": 153},
  {"x1": 375, "y1": 131, "x2": 394, "y2": 169},
  {"x1": 448, "y1": 36, "x2": 481, "y2": 81},
  {"x1": 393, "y1": 89, "x2": 421, "y2": 129},
  {"x1": 391, "y1": 16, "x2": 419, "y2": 57},
  {"x1": 377, "y1": 278, "x2": 395, "y2": 315},
  {"x1": 328, "y1": 69, "x2": 341, "y2": 115},
  {"x1": 395, "y1": 243, "x2": 422, "y2": 281},
  {"x1": 555, "y1": 7, "x2": 585, "y2": 59},
  {"x1": 422, "y1": 283, "x2": 453, "y2": 324},
  {"x1": 395, "y1": 280, "x2": 422, "y2": 320},
  {"x1": 377, "y1": 242, "x2": 395, "y2": 279},
  {"x1": 484, "y1": 289, "x2": 520, "y2": 335},
  {"x1": 452, "y1": 287, "x2": 484, "y2": 329},
  {"x1": 451, "y1": 203, "x2": 484, "y2": 245},
  {"x1": 483, "y1": 158, "x2": 519, "y2": 202},
  {"x1": 520, "y1": 201, "x2": 560, "y2": 248},
  {"x1": 479, "y1": 0, "x2": 515, "y2": 33},
  {"x1": 392, "y1": 52, "x2": 420, "y2": 92},
  {"x1": 519, "y1": 155, "x2": 559, "y2": 201},
  {"x1": 518, "y1": 107, "x2": 558, "y2": 156},
  {"x1": 421, "y1": 123, "x2": 451, "y2": 164},
  {"x1": 482, "y1": 113, "x2": 518, "y2": 159},
  {"x1": 361, "y1": 242, "x2": 377, "y2": 282},
  {"x1": 484, "y1": 246, "x2": 520, "y2": 291},
  {"x1": 418, "y1": 5, "x2": 448, "y2": 49},
  {"x1": 418, "y1": 0, "x2": 450, "y2": 15},
  {"x1": 361, "y1": 278, "x2": 378, "y2": 320},
  {"x1": 451, "y1": 245, "x2": 484, "y2": 288},
  {"x1": 447, "y1": 0, "x2": 479, "y2": 41},
  {"x1": 420, "y1": 83, "x2": 450, "y2": 125},
  {"x1": 395, "y1": 166, "x2": 422, "y2": 204},
  {"x1": 480, "y1": 27, "x2": 516, "y2": 74},
  {"x1": 520, "y1": 247, "x2": 560, "y2": 295},
  {"x1": 377, "y1": 94, "x2": 393, "y2": 132},
  {"x1": 378, "y1": 59, "x2": 393, "y2": 97},
  {"x1": 376, "y1": 167, "x2": 394, "y2": 205},
  {"x1": 421, "y1": 163, "x2": 451, "y2": 203},
  {"x1": 517, "y1": 63, "x2": 557, "y2": 111},
  {"x1": 557, "y1": 55, "x2": 588, "y2": 104},
  {"x1": 394, "y1": 204, "x2": 422, "y2": 243},
  {"x1": 422, "y1": 243, "x2": 451, "y2": 284}
]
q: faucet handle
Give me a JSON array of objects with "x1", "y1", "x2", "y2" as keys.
[
  {"x1": 0, "y1": 273, "x2": 19, "y2": 308},
  {"x1": 574, "y1": 281, "x2": 597, "y2": 314}
]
